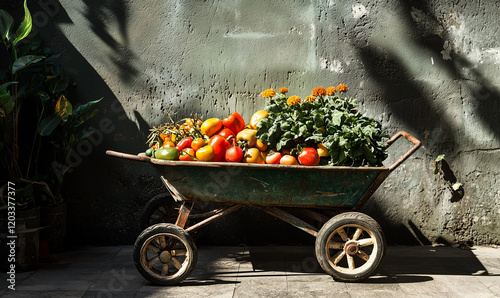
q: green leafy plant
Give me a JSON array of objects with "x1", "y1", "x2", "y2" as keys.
[
  {"x1": 257, "y1": 86, "x2": 388, "y2": 167},
  {"x1": 0, "y1": 1, "x2": 101, "y2": 208}
]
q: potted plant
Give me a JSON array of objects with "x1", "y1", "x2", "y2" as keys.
[{"x1": 0, "y1": 0, "x2": 101, "y2": 263}]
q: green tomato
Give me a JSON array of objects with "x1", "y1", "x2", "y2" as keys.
[
  {"x1": 154, "y1": 147, "x2": 179, "y2": 160},
  {"x1": 145, "y1": 148, "x2": 154, "y2": 157}
]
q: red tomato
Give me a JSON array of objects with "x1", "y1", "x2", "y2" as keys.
[
  {"x1": 175, "y1": 137, "x2": 193, "y2": 150},
  {"x1": 218, "y1": 128, "x2": 236, "y2": 144},
  {"x1": 179, "y1": 148, "x2": 196, "y2": 161},
  {"x1": 298, "y1": 147, "x2": 320, "y2": 166},
  {"x1": 209, "y1": 135, "x2": 231, "y2": 162},
  {"x1": 265, "y1": 151, "x2": 282, "y2": 164},
  {"x1": 222, "y1": 112, "x2": 246, "y2": 135},
  {"x1": 225, "y1": 146, "x2": 244, "y2": 162}
]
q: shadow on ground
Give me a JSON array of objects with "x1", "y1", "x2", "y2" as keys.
[{"x1": 199, "y1": 245, "x2": 497, "y2": 285}]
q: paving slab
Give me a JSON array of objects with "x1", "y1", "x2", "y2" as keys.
[{"x1": 0, "y1": 245, "x2": 499, "y2": 297}]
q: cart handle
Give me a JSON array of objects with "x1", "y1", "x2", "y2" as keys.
[
  {"x1": 386, "y1": 131, "x2": 421, "y2": 171},
  {"x1": 106, "y1": 150, "x2": 151, "y2": 162}
]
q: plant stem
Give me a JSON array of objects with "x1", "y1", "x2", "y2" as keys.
[
  {"x1": 26, "y1": 104, "x2": 45, "y2": 179},
  {"x1": 12, "y1": 71, "x2": 20, "y2": 179}
]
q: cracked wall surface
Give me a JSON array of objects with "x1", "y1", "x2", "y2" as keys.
[{"x1": 19, "y1": 0, "x2": 500, "y2": 245}]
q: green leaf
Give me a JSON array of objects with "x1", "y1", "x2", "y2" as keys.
[
  {"x1": 277, "y1": 138, "x2": 289, "y2": 151},
  {"x1": 363, "y1": 144, "x2": 377, "y2": 165},
  {"x1": 47, "y1": 74, "x2": 69, "y2": 94},
  {"x1": 45, "y1": 53, "x2": 62, "y2": 65},
  {"x1": 338, "y1": 150, "x2": 347, "y2": 164},
  {"x1": 70, "y1": 98, "x2": 102, "y2": 126},
  {"x1": 280, "y1": 121, "x2": 291, "y2": 131},
  {"x1": 0, "y1": 92, "x2": 14, "y2": 114},
  {"x1": 55, "y1": 95, "x2": 73, "y2": 122},
  {"x1": 298, "y1": 125, "x2": 309, "y2": 135},
  {"x1": 12, "y1": 0, "x2": 32, "y2": 47},
  {"x1": 331, "y1": 110, "x2": 344, "y2": 126},
  {"x1": 0, "y1": 9, "x2": 14, "y2": 43},
  {"x1": 12, "y1": 55, "x2": 44, "y2": 74},
  {"x1": 76, "y1": 127, "x2": 95, "y2": 143},
  {"x1": 266, "y1": 103, "x2": 281, "y2": 113},
  {"x1": 39, "y1": 114, "x2": 61, "y2": 136},
  {"x1": 259, "y1": 132, "x2": 270, "y2": 143},
  {"x1": 72, "y1": 98, "x2": 102, "y2": 116},
  {"x1": 435, "y1": 154, "x2": 445, "y2": 163},
  {"x1": 305, "y1": 135, "x2": 323, "y2": 143},
  {"x1": 0, "y1": 81, "x2": 17, "y2": 92},
  {"x1": 351, "y1": 145, "x2": 364, "y2": 158},
  {"x1": 35, "y1": 91, "x2": 50, "y2": 103},
  {"x1": 313, "y1": 113, "x2": 324, "y2": 127},
  {"x1": 28, "y1": 73, "x2": 45, "y2": 90}
]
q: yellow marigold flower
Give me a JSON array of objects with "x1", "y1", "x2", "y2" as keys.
[
  {"x1": 326, "y1": 86, "x2": 336, "y2": 96},
  {"x1": 287, "y1": 96, "x2": 301, "y2": 105},
  {"x1": 261, "y1": 88, "x2": 276, "y2": 98},
  {"x1": 279, "y1": 87, "x2": 288, "y2": 93},
  {"x1": 312, "y1": 87, "x2": 326, "y2": 96},
  {"x1": 336, "y1": 84, "x2": 348, "y2": 92},
  {"x1": 305, "y1": 95, "x2": 316, "y2": 102}
]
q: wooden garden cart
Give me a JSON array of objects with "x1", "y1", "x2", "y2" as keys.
[{"x1": 106, "y1": 131, "x2": 420, "y2": 285}]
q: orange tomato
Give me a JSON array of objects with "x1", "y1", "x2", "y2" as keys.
[
  {"x1": 163, "y1": 141, "x2": 175, "y2": 148},
  {"x1": 152, "y1": 143, "x2": 159, "y2": 149},
  {"x1": 317, "y1": 143, "x2": 329, "y2": 157},
  {"x1": 243, "y1": 148, "x2": 265, "y2": 164},
  {"x1": 280, "y1": 155, "x2": 298, "y2": 165},
  {"x1": 159, "y1": 133, "x2": 169, "y2": 142},
  {"x1": 266, "y1": 151, "x2": 282, "y2": 164},
  {"x1": 201, "y1": 118, "x2": 223, "y2": 137},
  {"x1": 196, "y1": 145, "x2": 215, "y2": 161},
  {"x1": 191, "y1": 138, "x2": 205, "y2": 151},
  {"x1": 185, "y1": 118, "x2": 194, "y2": 127},
  {"x1": 255, "y1": 139, "x2": 268, "y2": 151},
  {"x1": 249, "y1": 110, "x2": 269, "y2": 129}
]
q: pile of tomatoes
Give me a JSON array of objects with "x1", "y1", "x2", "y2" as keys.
[{"x1": 145, "y1": 111, "x2": 323, "y2": 166}]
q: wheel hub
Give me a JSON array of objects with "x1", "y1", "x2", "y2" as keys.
[
  {"x1": 159, "y1": 250, "x2": 172, "y2": 263},
  {"x1": 344, "y1": 241, "x2": 359, "y2": 256}
]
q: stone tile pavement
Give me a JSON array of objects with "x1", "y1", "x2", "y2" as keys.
[{"x1": 1, "y1": 245, "x2": 499, "y2": 297}]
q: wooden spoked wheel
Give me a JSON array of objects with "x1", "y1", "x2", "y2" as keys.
[
  {"x1": 134, "y1": 223, "x2": 197, "y2": 285},
  {"x1": 315, "y1": 212, "x2": 387, "y2": 282},
  {"x1": 140, "y1": 193, "x2": 180, "y2": 230}
]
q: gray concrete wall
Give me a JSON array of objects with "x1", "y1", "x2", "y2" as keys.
[{"x1": 27, "y1": 0, "x2": 500, "y2": 245}]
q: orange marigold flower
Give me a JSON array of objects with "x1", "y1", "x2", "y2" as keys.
[
  {"x1": 305, "y1": 95, "x2": 316, "y2": 102},
  {"x1": 287, "y1": 96, "x2": 301, "y2": 105},
  {"x1": 261, "y1": 88, "x2": 276, "y2": 98},
  {"x1": 336, "y1": 84, "x2": 348, "y2": 92},
  {"x1": 312, "y1": 87, "x2": 326, "y2": 96},
  {"x1": 326, "y1": 86, "x2": 336, "y2": 96},
  {"x1": 279, "y1": 87, "x2": 288, "y2": 93}
]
